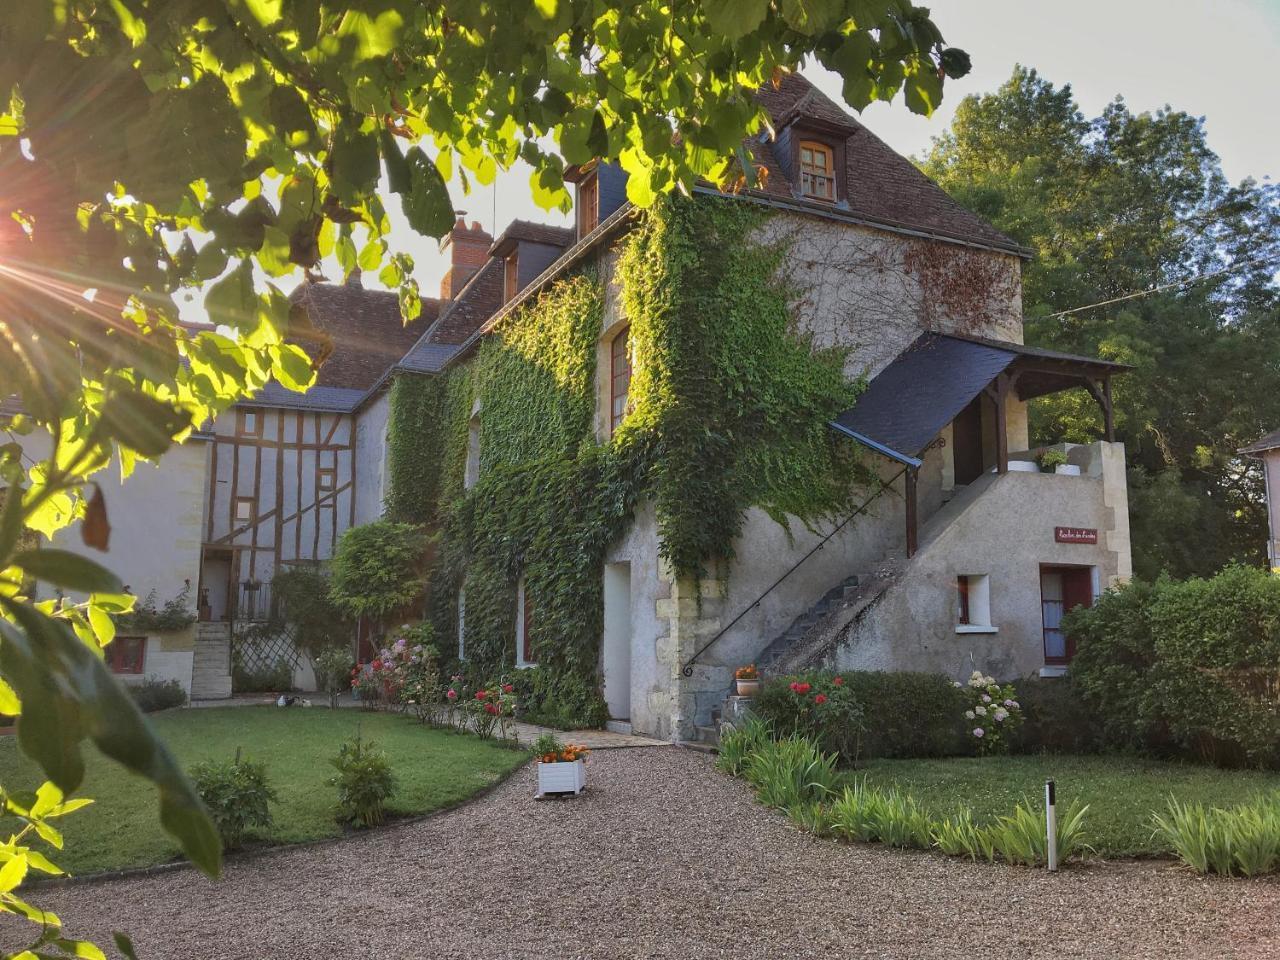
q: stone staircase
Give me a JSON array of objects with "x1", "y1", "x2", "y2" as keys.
[{"x1": 191, "y1": 622, "x2": 233, "y2": 700}]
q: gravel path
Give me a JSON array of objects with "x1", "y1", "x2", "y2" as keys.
[{"x1": 18, "y1": 747, "x2": 1280, "y2": 959}]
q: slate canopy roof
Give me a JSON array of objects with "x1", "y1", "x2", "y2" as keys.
[{"x1": 830, "y1": 333, "x2": 1130, "y2": 466}]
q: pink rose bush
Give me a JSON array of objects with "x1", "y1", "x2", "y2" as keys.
[{"x1": 961, "y1": 671, "x2": 1022, "y2": 755}]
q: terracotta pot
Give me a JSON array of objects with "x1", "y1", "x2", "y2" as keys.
[{"x1": 736, "y1": 678, "x2": 761, "y2": 698}]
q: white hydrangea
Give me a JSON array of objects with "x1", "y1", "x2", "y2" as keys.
[
  {"x1": 964, "y1": 710, "x2": 975, "y2": 720},
  {"x1": 975, "y1": 705, "x2": 987, "y2": 716}
]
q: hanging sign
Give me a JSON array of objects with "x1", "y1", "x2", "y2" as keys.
[{"x1": 1055, "y1": 526, "x2": 1098, "y2": 544}]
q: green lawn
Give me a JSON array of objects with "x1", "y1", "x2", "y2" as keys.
[
  {"x1": 855, "y1": 754, "x2": 1280, "y2": 857},
  {"x1": 0, "y1": 707, "x2": 527, "y2": 875}
]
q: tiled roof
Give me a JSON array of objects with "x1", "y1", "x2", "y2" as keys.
[
  {"x1": 751, "y1": 74, "x2": 1023, "y2": 254},
  {"x1": 240, "y1": 382, "x2": 368, "y2": 413},
  {"x1": 288, "y1": 279, "x2": 439, "y2": 390},
  {"x1": 488, "y1": 220, "x2": 576, "y2": 258},
  {"x1": 399, "y1": 341, "x2": 462, "y2": 374},
  {"x1": 421, "y1": 256, "x2": 506, "y2": 346},
  {"x1": 1242, "y1": 428, "x2": 1280, "y2": 455}
]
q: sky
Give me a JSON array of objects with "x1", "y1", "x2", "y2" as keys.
[{"x1": 219, "y1": 0, "x2": 1280, "y2": 313}]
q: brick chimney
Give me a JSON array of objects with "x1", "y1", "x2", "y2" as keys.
[{"x1": 439, "y1": 215, "x2": 492, "y2": 301}]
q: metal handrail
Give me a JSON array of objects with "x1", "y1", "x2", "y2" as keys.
[{"x1": 679, "y1": 467, "x2": 907, "y2": 678}]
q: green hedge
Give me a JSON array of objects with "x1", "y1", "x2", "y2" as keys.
[
  {"x1": 1068, "y1": 564, "x2": 1280, "y2": 768},
  {"x1": 1008, "y1": 675, "x2": 1102, "y2": 755},
  {"x1": 754, "y1": 670, "x2": 969, "y2": 761}
]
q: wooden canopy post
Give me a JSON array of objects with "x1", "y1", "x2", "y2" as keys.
[
  {"x1": 1103, "y1": 376, "x2": 1115, "y2": 441},
  {"x1": 988, "y1": 372, "x2": 1011, "y2": 475},
  {"x1": 905, "y1": 467, "x2": 919, "y2": 558}
]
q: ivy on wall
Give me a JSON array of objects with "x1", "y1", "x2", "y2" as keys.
[
  {"x1": 385, "y1": 374, "x2": 445, "y2": 526},
  {"x1": 393, "y1": 195, "x2": 867, "y2": 727}
]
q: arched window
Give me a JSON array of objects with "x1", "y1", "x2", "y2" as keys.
[
  {"x1": 799, "y1": 141, "x2": 835, "y2": 201},
  {"x1": 610, "y1": 325, "x2": 632, "y2": 435}
]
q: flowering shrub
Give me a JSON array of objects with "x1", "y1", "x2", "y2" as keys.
[
  {"x1": 957, "y1": 671, "x2": 1023, "y2": 755},
  {"x1": 353, "y1": 627, "x2": 441, "y2": 714},
  {"x1": 753, "y1": 673, "x2": 864, "y2": 761},
  {"x1": 466, "y1": 683, "x2": 517, "y2": 740}
]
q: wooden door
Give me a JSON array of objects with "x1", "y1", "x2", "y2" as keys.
[{"x1": 952, "y1": 397, "x2": 985, "y2": 485}]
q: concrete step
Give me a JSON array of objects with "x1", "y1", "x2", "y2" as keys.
[
  {"x1": 605, "y1": 719, "x2": 633, "y2": 735},
  {"x1": 679, "y1": 740, "x2": 718, "y2": 755}
]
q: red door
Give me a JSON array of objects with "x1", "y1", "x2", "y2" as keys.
[{"x1": 1041, "y1": 566, "x2": 1094, "y2": 664}]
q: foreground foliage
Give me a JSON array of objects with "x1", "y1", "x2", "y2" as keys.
[{"x1": 1152, "y1": 795, "x2": 1280, "y2": 877}]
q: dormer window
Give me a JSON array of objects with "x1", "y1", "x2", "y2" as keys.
[
  {"x1": 578, "y1": 172, "x2": 599, "y2": 236},
  {"x1": 799, "y1": 141, "x2": 835, "y2": 201},
  {"x1": 504, "y1": 252, "x2": 518, "y2": 302}
]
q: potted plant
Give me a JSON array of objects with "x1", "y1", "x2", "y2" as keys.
[
  {"x1": 1036, "y1": 449, "x2": 1074, "y2": 474},
  {"x1": 532, "y1": 733, "x2": 589, "y2": 799},
  {"x1": 734, "y1": 664, "x2": 761, "y2": 698}
]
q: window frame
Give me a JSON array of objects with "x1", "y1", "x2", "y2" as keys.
[
  {"x1": 504, "y1": 252, "x2": 519, "y2": 303},
  {"x1": 236, "y1": 408, "x2": 262, "y2": 438},
  {"x1": 609, "y1": 324, "x2": 632, "y2": 435},
  {"x1": 317, "y1": 466, "x2": 337, "y2": 492},
  {"x1": 233, "y1": 496, "x2": 255, "y2": 524},
  {"x1": 954, "y1": 574, "x2": 995, "y2": 634},
  {"x1": 515, "y1": 579, "x2": 536, "y2": 668},
  {"x1": 108, "y1": 635, "x2": 146, "y2": 674},
  {"x1": 798, "y1": 139, "x2": 837, "y2": 202},
  {"x1": 578, "y1": 172, "x2": 600, "y2": 237},
  {"x1": 457, "y1": 587, "x2": 467, "y2": 661}
]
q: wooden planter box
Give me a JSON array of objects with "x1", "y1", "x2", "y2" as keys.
[{"x1": 535, "y1": 759, "x2": 586, "y2": 799}]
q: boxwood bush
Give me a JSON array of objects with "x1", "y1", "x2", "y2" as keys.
[{"x1": 1068, "y1": 564, "x2": 1280, "y2": 768}]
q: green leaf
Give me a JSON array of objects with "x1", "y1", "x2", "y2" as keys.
[
  {"x1": 98, "y1": 391, "x2": 191, "y2": 459},
  {"x1": 357, "y1": 238, "x2": 385, "y2": 272},
  {"x1": 0, "y1": 853, "x2": 28, "y2": 893},
  {"x1": 335, "y1": 7, "x2": 405, "y2": 61},
  {"x1": 205, "y1": 260, "x2": 257, "y2": 331},
  {"x1": 330, "y1": 121, "x2": 380, "y2": 200},
  {"x1": 779, "y1": 0, "x2": 844, "y2": 35},
  {"x1": 12, "y1": 550, "x2": 123, "y2": 594},
  {"x1": 244, "y1": 0, "x2": 283, "y2": 26},
  {"x1": 272, "y1": 345, "x2": 316, "y2": 393},
  {"x1": 703, "y1": 0, "x2": 769, "y2": 41},
  {"x1": 399, "y1": 147, "x2": 454, "y2": 238},
  {"x1": 114, "y1": 933, "x2": 139, "y2": 960},
  {"x1": 904, "y1": 64, "x2": 943, "y2": 117}
]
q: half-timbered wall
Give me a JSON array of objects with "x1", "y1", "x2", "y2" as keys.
[{"x1": 202, "y1": 404, "x2": 356, "y2": 619}]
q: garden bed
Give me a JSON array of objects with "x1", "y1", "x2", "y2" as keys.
[
  {"x1": 854, "y1": 754, "x2": 1280, "y2": 858},
  {"x1": 0, "y1": 706, "x2": 527, "y2": 875}
]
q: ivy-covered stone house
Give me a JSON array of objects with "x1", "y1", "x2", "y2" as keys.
[
  {"x1": 41, "y1": 75, "x2": 1133, "y2": 728},
  {"x1": 362, "y1": 74, "x2": 1131, "y2": 739}
]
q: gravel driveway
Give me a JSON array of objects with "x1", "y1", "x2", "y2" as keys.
[{"x1": 19, "y1": 747, "x2": 1280, "y2": 959}]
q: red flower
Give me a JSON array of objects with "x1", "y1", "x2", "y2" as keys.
[
  {"x1": 789, "y1": 682, "x2": 801, "y2": 693},
  {"x1": 475, "y1": 690, "x2": 488, "y2": 700},
  {"x1": 814, "y1": 693, "x2": 828, "y2": 705},
  {"x1": 371, "y1": 659, "x2": 383, "y2": 670},
  {"x1": 832, "y1": 676, "x2": 844, "y2": 686},
  {"x1": 793, "y1": 682, "x2": 812, "y2": 695},
  {"x1": 484, "y1": 703, "x2": 499, "y2": 715},
  {"x1": 502, "y1": 684, "x2": 514, "y2": 693}
]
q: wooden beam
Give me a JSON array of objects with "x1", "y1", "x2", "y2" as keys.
[
  {"x1": 993, "y1": 373, "x2": 1009, "y2": 474},
  {"x1": 905, "y1": 468, "x2": 919, "y2": 558}
]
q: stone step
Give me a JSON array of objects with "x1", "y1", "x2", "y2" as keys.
[{"x1": 694, "y1": 724, "x2": 720, "y2": 747}]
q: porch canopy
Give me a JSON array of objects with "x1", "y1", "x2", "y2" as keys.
[
  {"x1": 830, "y1": 332, "x2": 1129, "y2": 469},
  {"x1": 829, "y1": 332, "x2": 1129, "y2": 557}
]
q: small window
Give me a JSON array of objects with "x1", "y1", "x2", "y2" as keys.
[
  {"x1": 504, "y1": 252, "x2": 518, "y2": 303},
  {"x1": 318, "y1": 467, "x2": 336, "y2": 492},
  {"x1": 610, "y1": 325, "x2": 632, "y2": 435},
  {"x1": 465, "y1": 411, "x2": 481, "y2": 489},
  {"x1": 457, "y1": 588, "x2": 467, "y2": 661},
  {"x1": 108, "y1": 636, "x2": 146, "y2": 674},
  {"x1": 516, "y1": 579, "x2": 535, "y2": 668},
  {"x1": 578, "y1": 173, "x2": 599, "y2": 236},
  {"x1": 799, "y1": 141, "x2": 836, "y2": 202},
  {"x1": 234, "y1": 497, "x2": 255, "y2": 523},
  {"x1": 955, "y1": 574, "x2": 994, "y2": 633},
  {"x1": 237, "y1": 408, "x2": 261, "y2": 438}
]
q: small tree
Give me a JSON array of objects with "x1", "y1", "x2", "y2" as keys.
[{"x1": 329, "y1": 521, "x2": 428, "y2": 622}]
